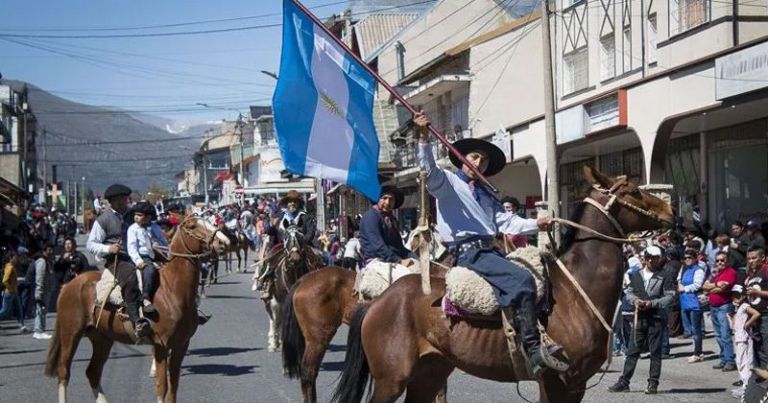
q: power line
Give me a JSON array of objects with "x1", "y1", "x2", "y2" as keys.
[{"x1": 0, "y1": 24, "x2": 281, "y2": 39}]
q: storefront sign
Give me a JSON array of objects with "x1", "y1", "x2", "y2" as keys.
[{"x1": 716, "y1": 41, "x2": 768, "y2": 100}]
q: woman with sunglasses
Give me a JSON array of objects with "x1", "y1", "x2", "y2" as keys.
[
  {"x1": 702, "y1": 251, "x2": 738, "y2": 372},
  {"x1": 678, "y1": 249, "x2": 707, "y2": 363}
]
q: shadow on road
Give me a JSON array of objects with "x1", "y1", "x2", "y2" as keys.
[
  {"x1": 182, "y1": 364, "x2": 258, "y2": 377},
  {"x1": 0, "y1": 352, "x2": 146, "y2": 371},
  {"x1": 203, "y1": 295, "x2": 258, "y2": 300},
  {"x1": 0, "y1": 348, "x2": 46, "y2": 356},
  {"x1": 320, "y1": 361, "x2": 345, "y2": 371},
  {"x1": 664, "y1": 388, "x2": 727, "y2": 394},
  {"x1": 188, "y1": 347, "x2": 262, "y2": 357},
  {"x1": 327, "y1": 344, "x2": 346, "y2": 352}
]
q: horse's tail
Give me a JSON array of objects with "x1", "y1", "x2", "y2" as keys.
[
  {"x1": 44, "y1": 322, "x2": 62, "y2": 378},
  {"x1": 281, "y1": 284, "x2": 305, "y2": 379},
  {"x1": 331, "y1": 303, "x2": 371, "y2": 403}
]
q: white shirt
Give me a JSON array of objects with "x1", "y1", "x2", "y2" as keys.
[
  {"x1": 496, "y1": 211, "x2": 539, "y2": 235},
  {"x1": 417, "y1": 142, "x2": 496, "y2": 243},
  {"x1": 127, "y1": 223, "x2": 154, "y2": 266},
  {"x1": 343, "y1": 238, "x2": 362, "y2": 259},
  {"x1": 641, "y1": 268, "x2": 654, "y2": 291},
  {"x1": 93, "y1": 198, "x2": 102, "y2": 211}
]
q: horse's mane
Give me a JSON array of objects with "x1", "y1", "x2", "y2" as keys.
[{"x1": 556, "y1": 201, "x2": 586, "y2": 257}]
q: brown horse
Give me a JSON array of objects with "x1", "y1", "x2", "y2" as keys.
[
  {"x1": 331, "y1": 166, "x2": 675, "y2": 403},
  {"x1": 281, "y1": 239, "x2": 518, "y2": 403},
  {"x1": 218, "y1": 225, "x2": 249, "y2": 273},
  {"x1": 83, "y1": 209, "x2": 96, "y2": 234},
  {"x1": 45, "y1": 215, "x2": 230, "y2": 403}
]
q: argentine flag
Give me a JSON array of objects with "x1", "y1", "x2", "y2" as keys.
[{"x1": 272, "y1": 0, "x2": 381, "y2": 201}]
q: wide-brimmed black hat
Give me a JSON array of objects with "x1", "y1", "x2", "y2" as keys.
[
  {"x1": 448, "y1": 138, "x2": 506, "y2": 177},
  {"x1": 279, "y1": 190, "x2": 304, "y2": 208},
  {"x1": 104, "y1": 184, "x2": 132, "y2": 200},
  {"x1": 375, "y1": 186, "x2": 404, "y2": 210}
]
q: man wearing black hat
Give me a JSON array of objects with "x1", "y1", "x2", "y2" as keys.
[
  {"x1": 360, "y1": 186, "x2": 413, "y2": 266},
  {"x1": 413, "y1": 113, "x2": 567, "y2": 377},
  {"x1": 86, "y1": 184, "x2": 150, "y2": 339},
  {"x1": 271, "y1": 190, "x2": 316, "y2": 244}
]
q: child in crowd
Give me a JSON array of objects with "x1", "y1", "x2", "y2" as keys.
[
  {"x1": 729, "y1": 285, "x2": 760, "y2": 398},
  {"x1": 127, "y1": 202, "x2": 158, "y2": 315}
]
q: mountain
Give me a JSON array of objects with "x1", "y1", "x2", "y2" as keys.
[{"x1": 2, "y1": 80, "x2": 203, "y2": 194}]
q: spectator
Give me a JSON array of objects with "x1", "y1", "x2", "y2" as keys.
[
  {"x1": 615, "y1": 256, "x2": 642, "y2": 356},
  {"x1": 729, "y1": 285, "x2": 760, "y2": 399},
  {"x1": 608, "y1": 246, "x2": 676, "y2": 394},
  {"x1": 32, "y1": 245, "x2": 54, "y2": 340},
  {"x1": 678, "y1": 249, "x2": 705, "y2": 363},
  {"x1": 745, "y1": 246, "x2": 768, "y2": 368},
  {"x1": 703, "y1": 251, "x2": 737, "y2": 371},
  {"x1": 15, "y1": 246, "x2": 34, "y2": 319},
  {"x1": 730, "y1": 221, "x2": 749, "y2": 269},
  {"x1": 0, "y1": 250, "x2": 27, "y2": 332},
  {"x1": 341, "y1": 231, "x2": 362, "y2": 270}
]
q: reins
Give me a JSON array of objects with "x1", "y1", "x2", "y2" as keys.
[{"x1": 168, "y1": 216, "x2": 221, "y2": 261}]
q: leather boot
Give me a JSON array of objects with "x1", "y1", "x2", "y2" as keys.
[
  {"x1": 126, "y1": 302, "x2": 151, "y2": 339},
  {"x1": 511, "y1": 298, "x2": 570, "y2": 376}
]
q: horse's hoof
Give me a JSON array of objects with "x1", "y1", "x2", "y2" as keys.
[{"x1": 268, "y1": 347, "x2": 277, "y2": 352}]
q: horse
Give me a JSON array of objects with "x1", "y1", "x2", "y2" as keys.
[
  {"x1": 263, "y1": 224, "x2": 323, "y2": 352},
  {"x1": 331, "y1": 166, "x2": 676, "y2": 403},
  {"x1": 218, "y1": 224, "x2": 249, "y2": 274},
  {"x1": 83, "y1": 209, "x2": 96, "y2": 234},
  {"x1": 45, "y1": 215, "x2": 230, "y2": 403}
]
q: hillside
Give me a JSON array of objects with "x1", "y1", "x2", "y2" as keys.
[{"x1": 2, "y1": 80, "x2": 205, "y2": 194}]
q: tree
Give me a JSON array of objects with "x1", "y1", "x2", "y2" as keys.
[{"x1": 145, "y1": 182, "x2": 171, "y2": 204}]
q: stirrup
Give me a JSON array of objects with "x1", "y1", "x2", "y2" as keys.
[{"x1": 537, "y1": 326, "x2": 570, "y2": 372}]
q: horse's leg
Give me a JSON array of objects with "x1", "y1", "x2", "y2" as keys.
[
  {"x1": 153, "y1": 345, "x2": 169, "y2": 403},
  {"x1": 166, "y1": 340, "x2": 190, "y2": 403},
  {"x1": 541, "y1": 377, "x2": 585, "y2": 403},
  {"x1": 301, "y1": 330, "x2": 336, "y2": 403},
  {"x1": 149, "y1": 357, "x2": 157, "y2": 378},
  {"x1": 51, "y1": 324, "x2": 82, "y2": 403},
  {"x1": 268, "y1": 297, "x2": 281, "y2": 352},
  {"x1": 235, "y1": 249, "x2": 242, "y2": 273},
  {"x1": 403, "y1": 356, "x2": 453, "y2": 403},
  {"x1": 242, "y1": 245, "x2": 248, "y2": 273},
  {"x1": 85, "y1": 333, "x2": 114, "y2": 403},
  {"x1": 434, "y1": 381, "x2": 448, "y2": 403}
]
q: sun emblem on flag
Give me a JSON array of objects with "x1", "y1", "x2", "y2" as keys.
[{"x1": 320, "y1": 92, "x2": 344, "y2": 118}]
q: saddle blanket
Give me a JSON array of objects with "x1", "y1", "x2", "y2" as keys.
[
  {"x1": 95, "y1": 269, "x2": 124, "y2": 306},
  {"x1": 444, "y1": 246, "x2": 546, "y2": 316},
  {"x1": 356, "y1": 260, "x2": 422, "y2": 300}
]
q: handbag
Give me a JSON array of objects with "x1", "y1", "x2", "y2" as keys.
[{"x1": 696, "y1": 290, "x2": 710, "y2": 310}]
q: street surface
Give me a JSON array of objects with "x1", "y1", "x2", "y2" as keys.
[{"x1": 0, "y1": 237, "x2": 737, "y2": 402}]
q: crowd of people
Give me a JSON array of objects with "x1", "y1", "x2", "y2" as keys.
[{"x1": 610, "y1": 220, "x2": 768, "y2": 398}]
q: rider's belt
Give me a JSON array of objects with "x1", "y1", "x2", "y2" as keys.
[{"x1": 448, "y1": 236, "x2": 494, "y2": 256}]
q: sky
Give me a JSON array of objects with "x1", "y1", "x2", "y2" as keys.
[{"x1": 0, "y1": 0, "x2": 365, "y2": 125}]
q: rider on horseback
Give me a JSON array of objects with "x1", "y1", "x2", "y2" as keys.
[
  {"x1": 126, "y1": 201, "x2": 159, "y2": 315},
  {"x1": 360, "y1": 186, "x2": 414, "y2": 266},
  {"x1": 413, "y1": 112, "x2": 570, "y2": 376},
  {"x1": 257, "y1": 190, "x2": 317, "y2": 299},
  {"x1": 86, "y1": 184, "x2": 151, "y2": 339}
]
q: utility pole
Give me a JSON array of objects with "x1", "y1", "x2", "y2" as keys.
[
  {"x1": 316, "y1": 178, "x2": 326, "y2": 232},
  {"x1": 541, "y1": 0, "x2": 560, "y2": 243},
  {"x1": 40, "y1": 128, "x2": 47, "y2": 205},
  {"x1": 73, "y1": 181, "x2": 78, "y2": 218},
  {"x1": 238, "y1": 114, "x2": 245, "y2": 205},
  {"x1": 21, "y1": 85, "x2": 28, "y2": 192}
]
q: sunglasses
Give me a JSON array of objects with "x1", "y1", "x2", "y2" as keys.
[
  {"x1": 716, "y1": 259, "x2": 727, "y2": 263},
  {"x1": 685, "y1": 256, "x2": 696, "y2": 259}
]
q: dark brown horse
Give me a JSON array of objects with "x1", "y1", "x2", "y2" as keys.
[
  {"x1": 331, "y1": 166, "x2": 675, "y2": 403},
  {"x1": 264, "y1": 224, "x2": 323, "y2": 352},
  {"x1": 45, "y1": 215, "x2": 229, "y2": 403}
]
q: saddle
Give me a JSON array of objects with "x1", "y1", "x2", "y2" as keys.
[
  {"x1": 93, "y1": 269, "x2": 155, "y2": 345},
  {"x1": 443, "y1": 246, "x2": 547, "y2": 317},
  {"x1": 355, "y1": 260, "x2": 422, "y2": 300}
]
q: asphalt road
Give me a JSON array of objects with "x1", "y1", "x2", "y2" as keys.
[{"x1": 0, "y1": 241, "x2": 740, "y2": 402}]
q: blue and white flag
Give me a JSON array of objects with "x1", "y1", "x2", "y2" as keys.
[{"x1": 272, "y1": 0, "x2": 381, "y2": 201}]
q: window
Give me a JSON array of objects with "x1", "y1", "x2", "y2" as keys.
[
  {"x1": 622, "y1": 27, "x2": 632, "y2": 73},
  {"x1": 647, "y1": 14, "x2": 658, "y2": 64},
  {"x1": 670, "y1": 0, "x2": 710, "y2": 36},
  {"x1": 600, "y1": 35, "x2": 616, "y2": 81},
  {"x1": 563, "y1": 47, "x2": 589, "y2": 94}
]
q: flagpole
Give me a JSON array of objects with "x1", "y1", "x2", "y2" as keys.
[{"x1": 290, "y1": 0, "x2": 499, "y2": 193}]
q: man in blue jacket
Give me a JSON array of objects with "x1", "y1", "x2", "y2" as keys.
[{"x1": 360, "y1": 186, "x2": 413, "y2": 266}]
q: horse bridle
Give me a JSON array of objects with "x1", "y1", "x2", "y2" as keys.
[
  {"x1": 581, "y1": 176, "x2": 670, "y2": 240},
  {"x1": 169, "y1": 216, "x2": 221, "y2": 260},
  {"x1": 282, "y1": 225, "x2": 304, "y2": 254}
]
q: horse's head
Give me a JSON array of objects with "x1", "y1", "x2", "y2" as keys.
[
  {"x1": 583, "y1": 165, "x2": 675, "y2": 234},
  {"x1": 281, "y1": 225, "x2": 305, "y2": 265},
  {"x1": 176, "y1": 215, "x2": 230, "y2": 257}
]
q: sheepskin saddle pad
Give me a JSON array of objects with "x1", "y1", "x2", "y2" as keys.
[
  {"x1": 357, "y1": 260, "x2": 423, "y2": 300},
  {"x1": 95, "y1": 269, "x2": 124, "y2": 306},
  {"x1": 444, "y1": 246, "x2": 547, "y2": 316}
]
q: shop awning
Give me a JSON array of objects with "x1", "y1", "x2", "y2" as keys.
[
  {"x1": 242, "y1": 181, "x2": 315, "y2": 195},
  {"x1": 400, "y1": 74, "x2": 470, "y2": 105}
]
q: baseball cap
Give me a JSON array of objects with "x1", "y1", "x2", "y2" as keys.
[
  {"x1": 644, "y1": 246, "x2": 662, "y2": 257},
  {"x1": 731, "y1": 284, "x2": 744, "y2": 294},
  {"x1": 747, "y1": 220, "x2": 760, "y2": 229},
  {"x1": 16, "y1": 246, "x2": 29, "y2": 254}
]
